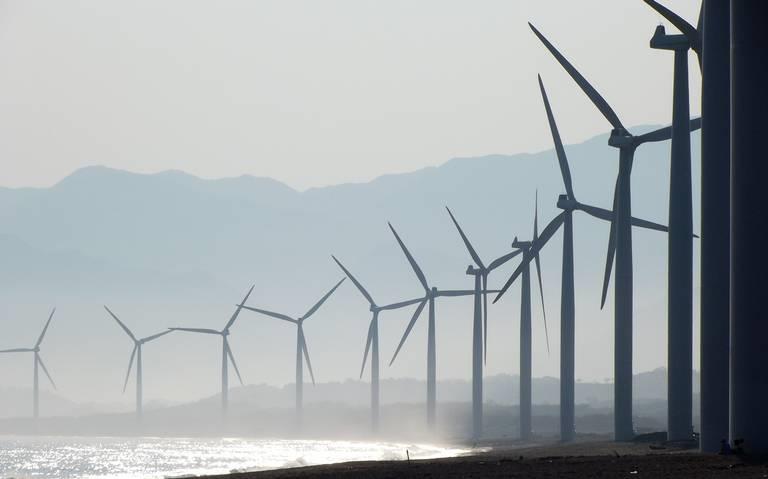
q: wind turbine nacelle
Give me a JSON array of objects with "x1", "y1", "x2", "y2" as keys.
[
  {"x1": 650, "y1": 25, "x2": 691, "y2": 51},
  {"x1": 511, "y1": 238, "x2": 531, "y2": 250},
  {"x1": 608, "y1": 128, "x2": 633, "y2": 148},
  {"x1": 557, "y1": 194, "x2": 576, "y2": 210},
  {"x1": 466, "y1": 265, "x2": 479, "y2": 275}
]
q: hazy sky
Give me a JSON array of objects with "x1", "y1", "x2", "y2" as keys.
[{"x1": 0, "y1": 0, "x2": 701, "y2": 190}]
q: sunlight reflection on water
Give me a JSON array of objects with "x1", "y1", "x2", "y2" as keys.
[{"x1": 0, "y1": 435, "x2": 471, "y2": 478}]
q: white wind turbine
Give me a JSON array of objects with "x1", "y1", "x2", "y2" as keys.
[
  {"x1": 0, "y1": 308, "x2": 58, "y2": 419},
  {"x1": 103, "y1": 306, "x2": 174, "y2": 421},
  {"x1": 170, "y1": 285, "x2": 254, "y2": 414},
  {"x1": 238, "y1": 278, "x2": 345, "y2": 426}
]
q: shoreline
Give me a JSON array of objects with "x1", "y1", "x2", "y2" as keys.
[{"x1": 199, "y1": 439, "x2": 768, "y2": 479}]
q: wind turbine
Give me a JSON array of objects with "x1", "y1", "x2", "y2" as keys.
[
  {"x1": 103, "y1": 306, "x2": 174, "y2": 421},
  {"x1": 494, "y1": 75, "x2": 672, "y2": 442},
  {"x1": 331, "y1": 255, "x2": 424, "y2": 433},
  {"x1": 0, "y1": 309, "x2": 57, "y2": 419},
  {"x1": 170, "y1": 285, "x2": 254, "y2": 415},
  {"x1": 644, "y1": 0, "x2": 703, "y2": 443},
  {"x1": 498, "y1": 195, "x2": 549, "y2": 441},
  {"x1": 445, "y1": 206, "x2": 523, "y2": 364},
  {"x1": 238, "y1": 278, "x2": 345, "y2": 426},
  {"x1": 386, "y1": 222, "x2": 480, "y2": 435},
  {"x1": 529, "y1": 22, "x2": 701, "y2": 441}
]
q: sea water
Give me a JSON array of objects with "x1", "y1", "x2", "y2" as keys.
[{"x1": 0, "y1": 435, "x2": 470, "y2": 478}]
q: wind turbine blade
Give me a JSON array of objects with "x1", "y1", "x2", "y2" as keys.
[
  {"x1": 300, "y1": 329, "x2": 316, "y2": 386},
  {"x1": 643, "y1": 0, "x2": 699, "y2": 46},
  {"x1": 445, "y1": 207, "x2": 485, "y2": 270},
  {"x1": 494, "y1": 273, "x2": 521, "y2": 306},
  {"x1": 225, "y1": 340, "x2": 244, "y2": 386},
  {"x1": 35, "y1": 308, "x2": 56, "y2": 348},
  {"x1": 533, "y1": 191, "x2": 549, "y2": 354},
  {"x1": 388, "y1": 222, "x2": 429, "y2": 292},
  {"x1": 635, "y1": 118, "x2": 702, "y2": 144},
  {"x1": 538, "y1": 74, "x2": 575, "y2": 199},
  {"x1": 488, "y1": 249, "x2": 523, "y2": 272},
  {"x1": 695, "y1": 3, "x2": 703, "y2": 52},
  {"x1": 529, "y1": 23, "x2": 625, "y2": 131},
  {"x1": 493, "y1": 211, "x2": 566, "y2": 304},
  {"x1": 239, "y1": 305, "x2": 297, "y2": 324},
  {"x1": 224, "y1": 285, "x2": 256, "y2": 331},
  {"x1": 696, "y1": 3, "x2": 703, "y2": 33},
  {"x1": 389, "y1": 300, "x2": 427, "y2": 366},
  {"x1": 482, "y1": 274, "x2": 489, "y2": 364},
  {"x1": 577, "y1": 203, "x2": 613, "y2": 223},
  {"x1": 103, "y1": 306, "x2": 136, "y2": 342},
  {"x1": 379, "y1": 297, "x2": 427, "y2": 310},
  {"x1": 168, "y1": 327, "x2": 221, "y2": 335},
  {"x1": 332, "y1": 256, "x2": 376, "y2": 306},
  {"x1": 302, "y1": 278, "x2": 346, "y2": 320},
  {"x1": 693, "y1": 5, "x2": 703, "y2": 67},
  {"x1": 37, "y1": 354, "x2": 57, "y2": 391},
  {"x1": 0, "y1": 348, "x2": 34, "y2": 353},
  {"x1": 123, "y1": 344, "x2": 137, "y2": 393},
  {"x1": 580, "y1": 202, "x2": 670, "y2": 234},
  {"x1": 629, "y1": 217, "x2": 669, "y2": 233},
  {"x1": 141, "y1": 330, "x2": 174, "y2": 343},
  {"x1": 360, "y1": 320, "x2": 374, "y2": 379},
  {"x1": 533, "y1": 245, "x2": 549, "y2": 356},
  {"x1": 600, "y1": 188, "x2": 619, "y2": 310},
  {"x1": 437, "y1": 290, "x2": 477, "y2": 297},
  {"x1": 533, "y1": 190, "x2": 539, "y2": 241}
]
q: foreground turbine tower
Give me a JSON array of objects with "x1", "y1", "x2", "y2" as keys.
[
  {"x1": 238, "y1": 278, "x2": 345, "y2": 426},
  {"x1": 529, "y1": 23, "x2": 701, "y2": 441},
  {"x1": 387, "y1": 221, "x2": 487, "y2": 434},
  {"x1": 171, "y1": 285, "x2": 254, "y2": 415},
  {"x1": 644, "y1": 1, "x2": 702, "y2": 442},
  {"x1": 699, "y1": 0, "x2": 730, "y2": 453},
  {"x1": 332, "y1": 255, "x2": 423, "y2": 433},
  {"x1": 730, "y1": 0, "x2": 768, "y2": 454},
  {"x1": 495, "y1": 75, "x2": 671, "y2": 442},
  {"x1": 0, "y1": 309, "x2": 57, "y2": 419},
  {"x1": 103, "y1": 306, "x2": 174, "y2": 421}
]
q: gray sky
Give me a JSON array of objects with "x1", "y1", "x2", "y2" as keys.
[{"x1": 0, "y1": 0, "x2": 700, "y2": 190}]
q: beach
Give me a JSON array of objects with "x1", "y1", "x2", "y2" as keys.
[{"x1": 202, "y1": 440, "x2": 768, "y2": 478}]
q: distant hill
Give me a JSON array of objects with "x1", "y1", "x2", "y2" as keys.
[{"x1": 0, "y1": 126, "x2": 701, "y2": 407}]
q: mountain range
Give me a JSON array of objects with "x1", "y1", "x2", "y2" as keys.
[{"x1": 0, "y1": 125, "x2": 701, "y2": 408}]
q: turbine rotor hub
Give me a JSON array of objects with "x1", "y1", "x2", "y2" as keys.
[{"x1": 608, "y1": 128, "x2": 633, "y2": 148}]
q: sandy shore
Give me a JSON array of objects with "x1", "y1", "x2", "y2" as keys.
[{"x1": 201, "y1": 439, "x2": 768, "y2": 478}]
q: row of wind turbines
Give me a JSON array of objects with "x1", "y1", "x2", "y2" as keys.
[{"x1": 1, "y1": 1, "x2": 707, "y2": 444}]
